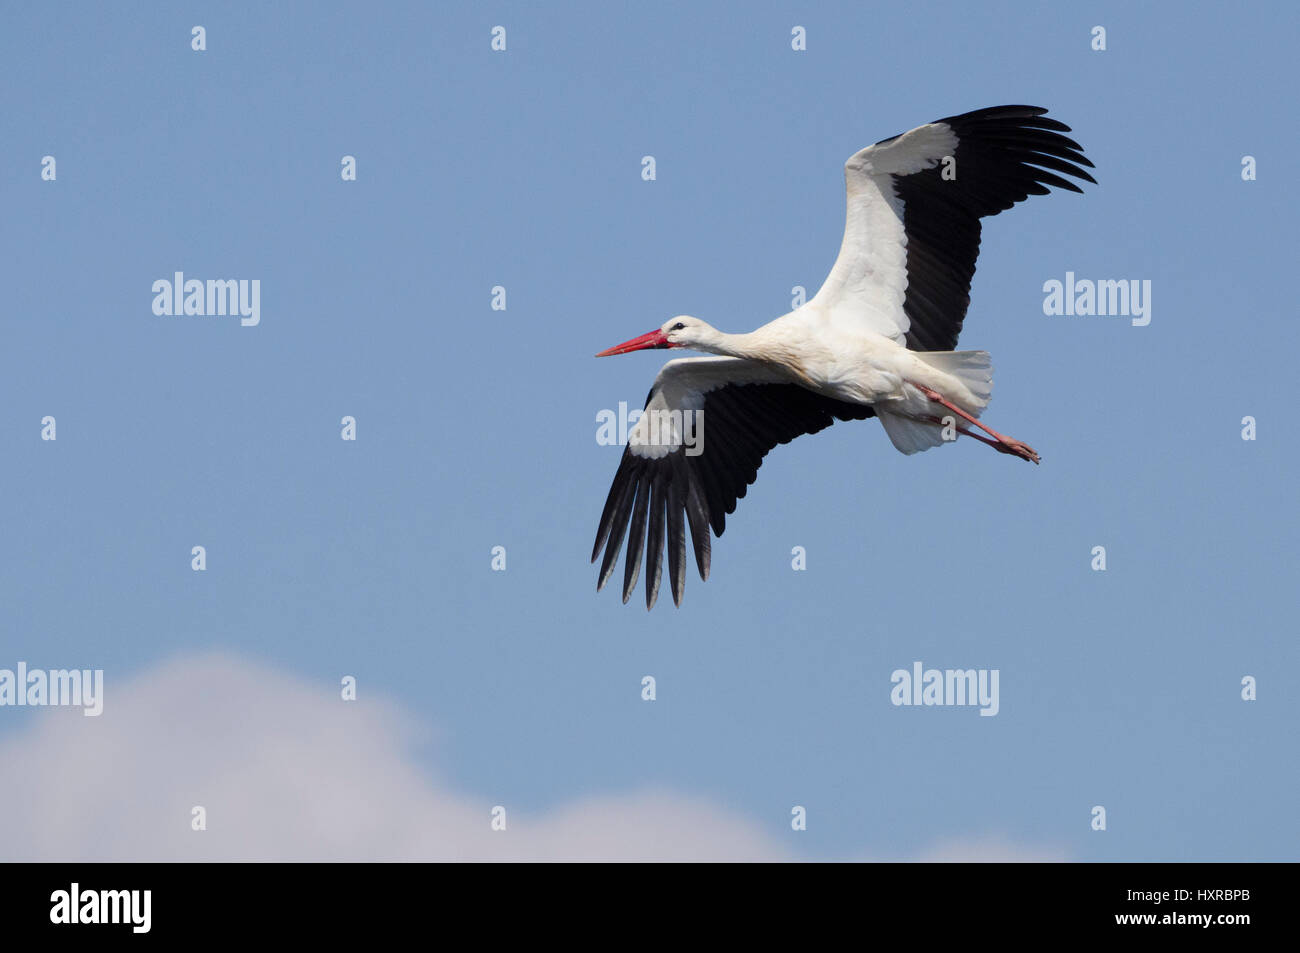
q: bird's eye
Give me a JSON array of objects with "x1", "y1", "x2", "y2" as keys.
[{"x1": 670, "y1": 322, "x2": 686, "y2": 331}]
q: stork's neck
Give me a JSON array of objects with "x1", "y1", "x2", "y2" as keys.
[{"x1": 696, "y1": 327, "x2": 773, "y2": 361}]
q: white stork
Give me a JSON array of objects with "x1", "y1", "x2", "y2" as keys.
[{"x1": 592, "y1": 105, "x2": 1095, "y2": 608}]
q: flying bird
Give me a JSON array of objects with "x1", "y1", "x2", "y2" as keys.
[{"x1": 592, "y1": 105, "x2": 1094, "y2": 608}]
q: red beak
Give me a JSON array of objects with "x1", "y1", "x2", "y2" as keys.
[{"x1": 595, "y1": 329, "x2": 671, "y2": 357}]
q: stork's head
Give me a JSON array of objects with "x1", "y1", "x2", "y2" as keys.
[{"x1": 595, "y1": 316, "x2": 712, "y2": 357}]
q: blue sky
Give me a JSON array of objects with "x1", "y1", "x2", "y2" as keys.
[{"x1": 2, "y1": 1, "x2": 1297, "y2": 861}]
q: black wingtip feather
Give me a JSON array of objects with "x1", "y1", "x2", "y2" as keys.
[
  {"x1": 596, "y1": 464, "x2": 638, "y2": 591},
  {"x1": 644, "y1": 475, "x2": 666, "y2": 610},
  {"x1": 665, "y1": 465, "x2": 688, "y2": 606},
  {"x1": 621, "y1": 473, "x2": 650, "y2": 603}
]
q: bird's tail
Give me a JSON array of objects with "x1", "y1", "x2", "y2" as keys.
[
  {"x1": 877, "y1": 349, "x2": 993, "y2": 455},
  {"x1": 912, "y1": 349, "x2": 993, "y2": 414}
]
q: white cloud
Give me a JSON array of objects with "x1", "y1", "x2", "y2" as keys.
[{"x1": 0, "y1": 654, "x2": 1064, "y2": 862}]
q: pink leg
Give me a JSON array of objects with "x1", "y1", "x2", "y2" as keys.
[
  {"x1": 924, "y1": 416, "x2": 1033, "y2": 458},
  {"x1": 914, "y1": 384, "x2": 1040, "y2": 465},
  {"x1": 923, "y1": 416, "x2": 1000, "y2": 449}
]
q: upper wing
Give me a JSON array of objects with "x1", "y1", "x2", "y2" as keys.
[
  {"x1": 810, "y1": 105, "x2": 1096, "y2": 351},
  {"x1": 592, "y1": 357, "x2": 875, "y2": 609}
]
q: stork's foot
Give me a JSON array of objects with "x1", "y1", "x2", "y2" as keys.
[{"x1": 993, "y1": 437, "x2": 1040, "y2": 465}]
